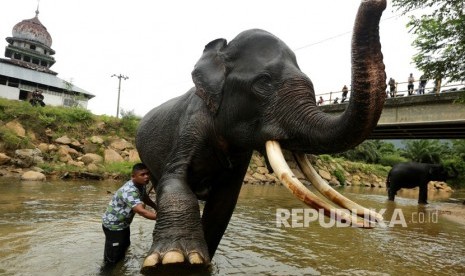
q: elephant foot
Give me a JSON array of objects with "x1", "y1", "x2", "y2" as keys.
[{"x1": 141, "y1": 250, "x2": 210, "y2": 275}]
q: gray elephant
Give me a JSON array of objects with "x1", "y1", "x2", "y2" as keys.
[
  {"x1": 387, "y1": 162, "x2": 458, "y2": 204},
  {"x1": 136, "y1": 0, "x2": 387, "y2": 272}
]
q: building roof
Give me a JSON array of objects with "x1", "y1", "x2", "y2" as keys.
[{"x1": 0, "y1": 60, "x2": 94, "y2": 98}]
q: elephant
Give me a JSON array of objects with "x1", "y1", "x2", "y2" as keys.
[
  {"x1": 136, "y1": 0, "x2": 387, "y2": 272},
  {"x1": 387, "y1": 162, "x2": 458, "y2": 204}
]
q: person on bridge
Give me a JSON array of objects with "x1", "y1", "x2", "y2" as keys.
[
  {"x1": 407, "y1": 73, "x2": 415, "y2": 95},
  {"x1": 341, "y1": 85, "x2": 349, "y2": 103},
  {"x1": 388, "y1": 77, "x2": 396, "y2": 97},
  {"x1": 418, "y1": 75, "x2": 427, "y2": 94},
  {"x1": 317, "y1": 96, "x2": 324, "y2": 106}
]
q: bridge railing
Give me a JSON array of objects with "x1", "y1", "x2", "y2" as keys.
[{"x1": 316, "y1": 81, "x2": 465, "y2": 106}]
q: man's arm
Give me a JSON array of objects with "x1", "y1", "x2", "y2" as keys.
[
  {"x1": 133, "y1": 204, "x2": 157, "y2": 220},
  {"x1": 143, "y1": 194, "x2": 157, "y2": 210}
]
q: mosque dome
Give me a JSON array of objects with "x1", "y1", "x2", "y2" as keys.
[{"x1": 12, "y1": 11, "x2": 52, "y2": 48}]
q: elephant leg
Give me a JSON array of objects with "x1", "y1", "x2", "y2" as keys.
[
  {"x1": 142, "y1": 177, "x2": 210, "y2": 271},
  {"x1": 202, "y1": 152, "x2": 251, "y2": 258},
  {"x1": 418, "y1": 183, "x2": 428, "y2": 204},
  {"x1": 388, "y1": 186, "x2": 398, "y2": 201}
]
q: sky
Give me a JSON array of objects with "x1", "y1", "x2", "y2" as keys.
[{"x1": 0, "y1": 0, "x2": 423, "y2": 117}]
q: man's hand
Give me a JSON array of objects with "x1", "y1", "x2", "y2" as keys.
[{"x1": 133, "y1": 204, "x2": 157, "y2": 220}]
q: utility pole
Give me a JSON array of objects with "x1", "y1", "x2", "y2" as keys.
[{"x1": 111, "y1": 74, "x2": 128, "y2": 118}]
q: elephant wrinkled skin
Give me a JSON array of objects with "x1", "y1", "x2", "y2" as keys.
[{"x1": 136, "y1": 0, "x2": 387, "y2": 272}]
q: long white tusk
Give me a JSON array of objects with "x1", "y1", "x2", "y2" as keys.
[
  {"x1": 265, "y1": 140, "x2": 373, "y2": 228},
  {"x1": 294, "y1": 153, "x2": 383, "y2": 223}
]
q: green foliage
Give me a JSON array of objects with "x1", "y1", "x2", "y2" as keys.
[
  {"x1": 392, "y1": 0, "x2": 465, "y2": 82},
  {"x1": 99, "y1": 161, "x2": 136, "y2": 178},
  {"x1": 336, "y1": 140, "x2": 396, "y2": 164},
  {"x1": 333, "y1": 169, "x2": 346, "y2": 186},
  {"x1": 319, "y1": 154, "x2": 332, "y2": 162},
  {"x1": 0, "y1": 127, "x2": 31, "y2": 150},
  {"x1": 379, "y1": 154, "x2": 408, "y2": 167},
  {"x1": 402, "y1": 140, "x2": 449, "y2": 163}
]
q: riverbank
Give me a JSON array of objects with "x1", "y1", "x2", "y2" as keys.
[{"x1": 0, "y1": 98, "x2": 456, "y2": 195}]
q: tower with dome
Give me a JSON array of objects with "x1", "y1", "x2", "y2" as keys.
[{"x1": 0, "y1": 6, "x2": 94, "y2": 107}]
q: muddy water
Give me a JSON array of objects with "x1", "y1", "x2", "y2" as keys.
[{"x1": 0, "y1": 179, "x2": 464, "y2": 275}]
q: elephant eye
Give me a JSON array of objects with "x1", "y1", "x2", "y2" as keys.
[{"x1": 252, "y1": 74, "x2": 273, "y2": 96}]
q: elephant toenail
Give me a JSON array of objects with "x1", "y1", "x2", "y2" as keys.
[
  {"x1": 188, "y1": 252, "x2": 204, "y2": 264},
  {"x1": 162, "y1": 251, "x2": 185, "y2": 264},
  {"x1": 142, "y1": 253, "x2": 160, "y2": 267}
]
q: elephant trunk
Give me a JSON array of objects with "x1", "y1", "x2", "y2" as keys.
[{"x1": 281, "y1": 0, "x2": 386, "y2": 154}]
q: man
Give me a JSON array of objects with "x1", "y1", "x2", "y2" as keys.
[
  {"x1": 407, "y1": 73, "x2": 415, "y2": 95},
  {"x1": 102, "y1": 163, "x2": 157, "y2": 264},
  {"x1": 418, "y1": 74, "x2": 427, "y2": 94},
  {"x1": 388, "y1": 77, "x2": 396, "y2": 97},
  {"x1": 341, "y1": 85, "x2": 349, "y2": 103}
]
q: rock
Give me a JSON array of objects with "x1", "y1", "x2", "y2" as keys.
[
  {"x1": 81, "y1": 153, "x2": 103, "y2": 165},
  {"x1": 104, "y1": 149, "x2": 124, "y2": 163},
  {"x1": 318, "y1": 169, "x2": 332, "y2": 181},
  {"x1": 82, "y1": 142, "x2": 100, "y2": 154},
  {"x1": 90, "y1": 136, "x2": 104, "y2": 144},
  {"x1": 55, "y1": 136, "x2": 72, "y2": 145},
  {"x1": 58, "y1": 145, "x2": 79, "y2": 158},
  {"x1": 256, "y1": 167, "x2": 269, "y2": 174},
  {"x1": 87, "y1": 163, "x2": 99, "y2": 172},
  {"x1": 329, "y1": 178, "x2": 341, "y2": 186},
  {"x1": 37, "y1": 143, "x2": 49, "y2": 153},
  {"x1": 251, "y1": 154, "x2": 265, "y2": 167},
  {"x1": 110, "y1": 139, "x2": 133, "y2": 151},
  {"x1": 57, "y1": 146, "x2": 73, "y2": 162},
  {"x1": 21, "y1": 170, "x2": 46, "y2": 181},
  {"x1": 14, "y1": 148, "x2": 43, "y2": 167},
  {"x1": 67, "y1": 160, "x2": 85, "y2": 167},
  {"x1": 252, "y1": 172, "x2": 269, "y2": 182},
  {"x1": 5, "y1": 120, "x2": 26, "y2": 137},
  {"x1": 0, "y1": 153, "x2": 11, "y2": 165},
  {"x1": 127, "y1": 149, "x2": 140, "y2": 162}
]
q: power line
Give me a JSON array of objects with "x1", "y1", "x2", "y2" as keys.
[{"x1": 293, "y1": 13, "x2": 404, "y2": 52}]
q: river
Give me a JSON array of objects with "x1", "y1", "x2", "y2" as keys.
[{"x1": 0, "y1": 179, "x2": 464, "y2": 275}]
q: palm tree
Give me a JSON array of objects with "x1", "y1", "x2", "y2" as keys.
[{"x1": 402, "y1": 140, "x2": 449, "y2": 163}]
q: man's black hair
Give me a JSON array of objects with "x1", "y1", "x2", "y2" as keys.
[{"x1": 132, "y1": 163, "x2": 148, "y2": 174}]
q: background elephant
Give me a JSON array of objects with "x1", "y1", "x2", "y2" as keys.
[
  {"x1": 387, "y1": 162, "x2": 458, "y2": 204},
  {"x1": 136, "y1": 0, "x2": 387, "y2": 272}
]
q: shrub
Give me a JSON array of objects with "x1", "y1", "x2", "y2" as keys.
[
  {"x1": 333, "y1": 169, "x2": 346, "y2": 185},
  {"x1": 379, "y1": 154, "x2": 408, "y2": 167}
]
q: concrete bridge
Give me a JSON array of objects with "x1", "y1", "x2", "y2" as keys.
[{"x1": 319, "y1": 90, "x2": 465, "y2": 139}]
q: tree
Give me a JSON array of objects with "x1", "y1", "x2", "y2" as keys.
[
  {"x1": 392, "y1": 0, "x2": 465, "y2": 83},
  {"x1": 402, "y1": 140, "x2": 450, "y2": 163}
]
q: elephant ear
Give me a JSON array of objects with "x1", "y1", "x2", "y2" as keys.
[{"x1": 192, "y1": 38, "x2": 227, "y2": 114}]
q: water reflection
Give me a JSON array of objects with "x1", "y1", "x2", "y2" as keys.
[{"x1": 0, "y1": 179, "x2": 464, "y2": 275}]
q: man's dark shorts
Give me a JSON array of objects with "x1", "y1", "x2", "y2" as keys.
[{"x1": 102, "y1": 225, "x2": 131, "y2": 264}]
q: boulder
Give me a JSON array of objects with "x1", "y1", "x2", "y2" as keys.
[
  {"x1": 90, "y1": 136, "x2": 104, "y2": 144},
  {"x1": 5, "y1": 120, "x2": 26, "y2": 137},
  {"x1": 37, "y1": 143, "x2": 49, "y2": 153},
  {"x1": 127, "y1": 149, "x2": 140, "y2": 162},
  {"x1": 104, "y1": 149, "x2": 124, "y2": 163},
  {"x1": 110, "y1": 139, "x2": 133, "y2": 151},
  {"x1": 81, "y1": 153, "x2": 103, "y2": 165},
  {"x1": 21, "y1": 170, "x2": 46, "y2": 181},
  {"x1": 318, "y1": 169, "x2": 332, "y2": 181},
  {"x1": 13, "y1": 148, "x2": 44, "y2": 167},
  {"x1": 0, "y1": 153, "x2": 11, "y2": 165},
  {"x1": 55, "y1": 136, "x2": 72, "y2": 145}
]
